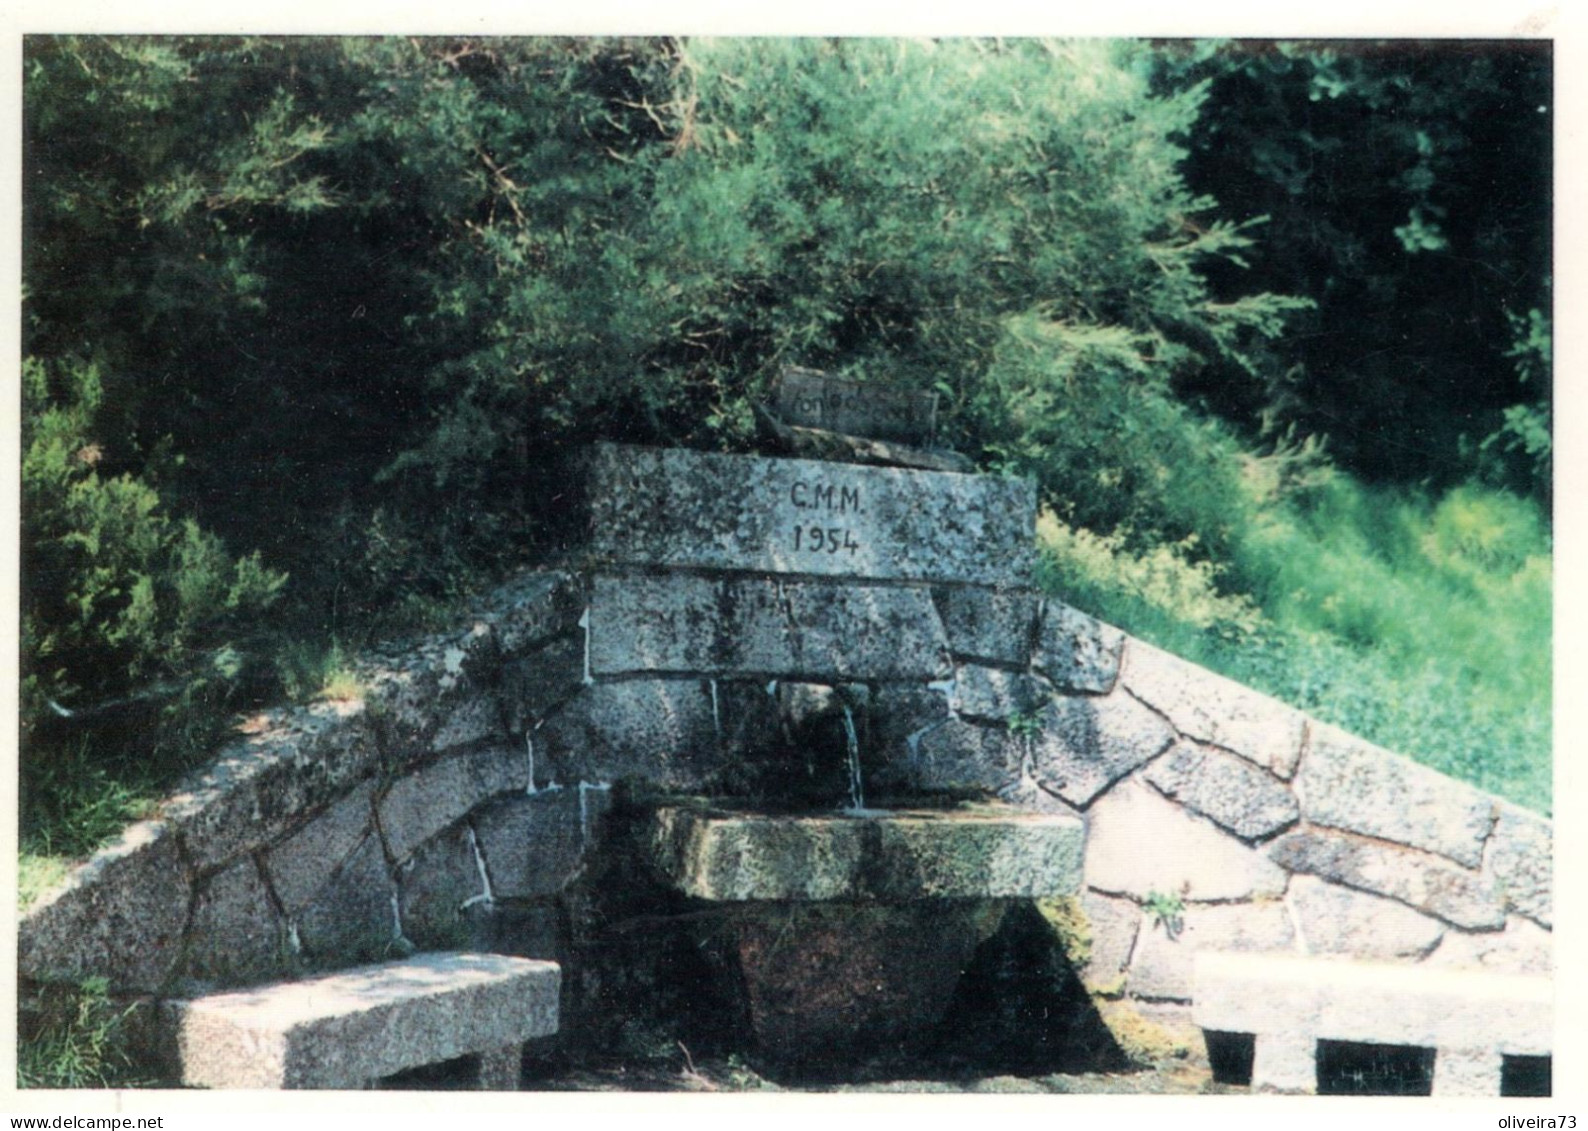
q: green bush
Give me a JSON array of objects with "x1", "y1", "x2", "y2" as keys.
[
  {"x1": 24, "y1": 36, "x2": 1308, "y2": 609},
  {"x1": 21, "y1": 354, "x2": 287, "y2": 848},
  {"x1": 21, "y1": 36, "x2": 1546, "y2": 849},
  {"x1": 1040, "y1": 474, "x2": 1551, "y2": 813}
]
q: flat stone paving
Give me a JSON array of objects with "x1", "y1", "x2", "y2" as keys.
[
  {"x1": 172, "y1": 951, "x2": 560, "y2": 1089},
  {"x1": 648, "y1": 804, "x2": 1084, "y2": 902},
  {"x1": 1193, "y1": 951, "x2": 1550, "y2": 1096}
]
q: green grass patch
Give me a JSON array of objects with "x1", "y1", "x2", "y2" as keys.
[
  {"x1": 1038, "y1": 474, "x2": 1551, "y2": 815},
  {"x1": 18, "y1": 855, "x2": 70, "y2": 913},
  {"x1": 19, "y1": 736, "x2": 164, "y2": 861},
  {"x1": 17, "y1": 977, "x2": 158, "y2": 1089}
]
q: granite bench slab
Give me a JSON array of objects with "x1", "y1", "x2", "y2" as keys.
[
  {"x1": 1193, "y1": 950, "x2": 1550, "y2": 1096},
  {"x1": 171, "y1": 951, "x2": 560, "y2": 1089}
]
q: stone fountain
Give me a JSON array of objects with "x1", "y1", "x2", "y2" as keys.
[
  {"x1": 18, "y1": 366, "x2": 1552, "y2": 1091},
  {"x1": 560, "y1": 372, "x2": 1087, "y2": 1072}
]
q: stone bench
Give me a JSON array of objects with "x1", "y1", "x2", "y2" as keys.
[
  {"x1": 1193, "y1": 951, "x2": 1551, "y2": 1096},
  {"x1": 170, "y1": 952, "x2": 560, "y2": 1089}
]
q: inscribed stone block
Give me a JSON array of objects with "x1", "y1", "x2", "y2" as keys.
[
  {"x1": 583, "y1": 444, "x2": 1036, "y2": 586},
  {"x1": 774, "y1": 367, "x2": 939, "y2": 445}
]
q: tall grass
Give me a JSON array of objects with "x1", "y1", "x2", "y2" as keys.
[{"x1": 1038, "y1": 473, "x2": 1552, "y2": 815}]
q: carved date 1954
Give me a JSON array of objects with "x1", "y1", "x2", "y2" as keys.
[{"x1": 788, "y1": 481, "x2": 862, "y2": 555}]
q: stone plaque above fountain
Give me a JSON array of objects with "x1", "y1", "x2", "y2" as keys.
[
  {"x1": 580, "y1": 443, "x2": 1036, "y2": 586},
  {"x1": 773, "y1": 366, "x2": 939, "y2": 447}
]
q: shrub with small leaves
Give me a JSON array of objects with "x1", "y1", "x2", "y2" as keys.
[{"x1": 21, "y1": 355, "x2": 287, "y2": 847}]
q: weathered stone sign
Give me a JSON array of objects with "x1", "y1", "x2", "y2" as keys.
[
  {"x1": 583, "y1": 444, "x2": 1035, "y2": 586},
  {"x1": 774, "y1": 367, "x2": 938, "y2": 446}
]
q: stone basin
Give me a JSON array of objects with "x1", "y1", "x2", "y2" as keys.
[
  {"x1": 644, "y1": 803, "x2": 1086, "y2": 1073},
  {"x1": 647, "y1": 803, "x2": 1085, "y2": 903}
]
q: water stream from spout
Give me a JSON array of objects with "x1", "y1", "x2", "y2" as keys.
[
  {"x1": 578, "y1": 607, "x2": 594, "y2": 686},
  {"x1": 708, "y1": 678, "x2": 722, "y2": 743},
  {"x1": 464, "y1": 824, "x2": 495, "y2": 908},
  {"x1": 389, "y1": 891, "x2": 406, "y2": 943},
  {"x1": 841, "y1": 703, "x2": 864, "y2": 813},
  {"x1": 902, "y1": 678, "x2": 960, "y2": 777},
  {"x1": 525, "y1": 733, "x2": 538, "y2": 795}
]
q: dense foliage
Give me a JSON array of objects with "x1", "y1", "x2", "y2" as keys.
[
  {"x1": 20, "y1": 36, "x2": 1552, "y2": 855},
  {"x1": 1154, "y1": 40, "x2": 1552, "y2": 502}
]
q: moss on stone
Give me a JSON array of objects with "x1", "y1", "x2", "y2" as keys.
[
  {"x1": 1096, "y1": 998, "x2": 1194, "y2": 1064},
  {"x1": 1036, "y1": 896, "x2": 1091, "y2": 968}
]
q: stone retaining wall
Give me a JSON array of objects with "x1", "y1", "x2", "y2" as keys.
[
  {"x1": 19, "y1": 566, "x2": 1552, "y2": 1010},
  {"x1": 19, "y1": 445, "x2": 1552, "y2": 1054}
]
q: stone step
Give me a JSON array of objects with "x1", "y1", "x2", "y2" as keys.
[
  {"x1": 170, "y1": 951, "x2": 560, "y2": 1089},
  {"x1": 1193, "y1": 950, "x2": 1550, "y2": 1096},
  {"x1": 580, "y1": 443, "x2": 1036, "y2": 586},
  {"x1": 648, "y1": 804, "x2": 1084, "y2": 902}
]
